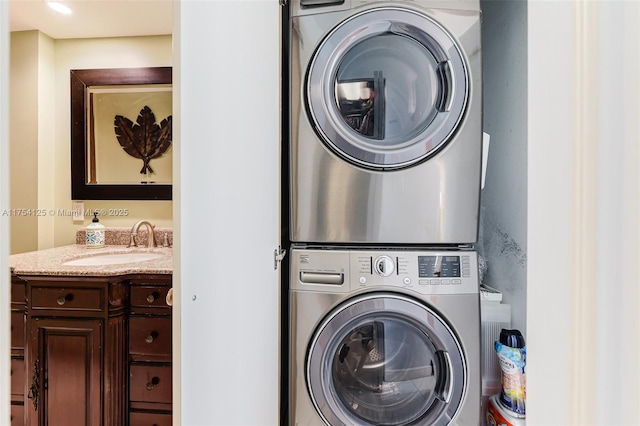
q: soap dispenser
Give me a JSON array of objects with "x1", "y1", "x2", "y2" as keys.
[{"x1": 86, "y1": 212, "x2": 105, "y2": 248}]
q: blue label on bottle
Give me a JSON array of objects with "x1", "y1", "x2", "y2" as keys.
[{"x1": 495, "y1": 341, "x2": 526, "y2": 416}]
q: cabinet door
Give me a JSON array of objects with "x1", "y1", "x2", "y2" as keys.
[
  {"x1": 27, "y1": 318, "x2": 102, "y2": 426},
  {"x1": 11, "y1": 403, "x2": 24, "y2": 426}
]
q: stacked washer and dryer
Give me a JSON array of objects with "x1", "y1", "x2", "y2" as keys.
[{"x1": 285, "y1": 0, "x2": 483, "y2": 424}]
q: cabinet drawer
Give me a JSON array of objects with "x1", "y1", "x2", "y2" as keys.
[
  {"x1": 130, "y1": 364, "x2": 172, "y2": 404},
  {"x1": 129, "y1": 317, "x2": 171, "y2": 360},
  {"x1": 11, "y1": 311, "x2": 24, "y2": 350},
  {"x1": 131, "y1": 285, "x2": 171, "y2": 309},
  {"x1": 129, "y1": 411, "x2": 172, "y2": 426},
  {"x1": 30, "y1": 285, "x2": 104, "y2": 312},
  {"x1": 10, "y1": 358, "x2": 24, "y2": 397}
]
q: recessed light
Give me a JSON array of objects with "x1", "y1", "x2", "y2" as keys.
[{"x1": 46, "y1": 1, "x2": 72, "y2": 15}]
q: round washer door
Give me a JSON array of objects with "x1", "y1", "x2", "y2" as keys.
[
  {"x1": 306, "y1": 7, "x2": 469, "y2": 170},
  {"x1": 307, "y1": 293, "x2": 467, "y2": 426}
]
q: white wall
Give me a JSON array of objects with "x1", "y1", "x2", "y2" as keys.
[
  {"x1": 9, "y1": 31, "x2": 40, "y2": 254},
  {"x1": 53, "y1": 36, "x2": 173, "y2": 247},
  {"x1": 0, "y1": 2, "x2": 9, "y2": 425},
  {"x1": 8, "y1": 34, "x2": 173, "y2": 253},
  {"x1": 528, "y1": 1, "x2": 640, "y2": 424},
  {"x1": 587, "y1": 3, "x2": 640, "y2": 423},
  {"x1": 478, "y1": 0, "x2": 527, "y2": 333},
  {"x1": 37, "y1": 32, "x2": 56, "y2": 250},
  {"x1": 526, "y1": 1, "x2": 574, "y2": 423}
]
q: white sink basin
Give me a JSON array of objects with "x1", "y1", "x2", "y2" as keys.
[{"x1": 62, "y1": 252, "x2": 164, "y2": 266}]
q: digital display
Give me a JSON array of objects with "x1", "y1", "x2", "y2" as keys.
[{"x1": 418, "y1": 256, "x2": 461, "y2": 278}]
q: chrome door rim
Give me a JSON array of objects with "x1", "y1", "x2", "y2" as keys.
[
  {"x1": 306, "y1": 293, "x2": 467, "y2": 426},
  {"x1": 306, "y1": 7, "x2": 469, "y2": 170}
]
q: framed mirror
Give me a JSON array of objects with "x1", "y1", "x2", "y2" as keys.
[{"x1": 71, "y1": 67, "x2": 173, "y2": 200}]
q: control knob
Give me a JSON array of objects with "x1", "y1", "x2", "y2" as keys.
[{"x1": 374, "y1": 255, "x2": 395, "y2": 277}]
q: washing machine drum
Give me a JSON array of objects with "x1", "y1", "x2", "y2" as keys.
[
  {"x1": 306, "y1": 7, "x2": 469, "y2": 170},
  {"x1": 307, "y1": 294, "x2": 467, "y2": 426}
]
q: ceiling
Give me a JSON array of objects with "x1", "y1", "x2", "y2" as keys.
[{"x1": 9, "y1": 0, "x2": 172, "y2": 39}]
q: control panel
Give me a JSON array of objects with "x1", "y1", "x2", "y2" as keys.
[{"x1": 292, "y1": 248, "x2": 479, "y2": 295}]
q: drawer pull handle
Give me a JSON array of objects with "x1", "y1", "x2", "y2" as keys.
[
  {"x1": 145, "y1": 331, "x2": 159, "y2": 344},
  {"x1": 146, "y1": 376, "x2": 160, "y2": 391},
  {"x1": 146, "y1": 292, "x2": 159, "y2": 303},
  {"x1": 56, "y1": 294, "x2": 73, "y2": 305}
]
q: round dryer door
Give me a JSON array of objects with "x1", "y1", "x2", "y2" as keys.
[
  {"x1": 306, "y1": 7, "x2": 469, "y2": 170},
  {"x1": 307, "y1": 293, "x2": 467, "y2": 426}
]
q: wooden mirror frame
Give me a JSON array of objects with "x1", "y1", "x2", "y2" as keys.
[{"x1": 70, "y1": 67, "x2": 173, "y2": 200}]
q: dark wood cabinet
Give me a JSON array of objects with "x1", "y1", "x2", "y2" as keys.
[
  {"x1": 10, "y1": 273, "x2": 172, "y2": 426},
  {"x1": 11, "y1": 404, "x2": 24, "y2": 426},
  {"x1": 24, "y1": 277, "x2": 127, "y2": 426},
  {"x1": 10, "y1": 276, "x2": 26, "y2": 426},
  {"x1": 27, "y1": 318, "x2": 102, "y2": 426},
  {"x1": 128, "y1": 277, "x2": 173, "y2": 422}
]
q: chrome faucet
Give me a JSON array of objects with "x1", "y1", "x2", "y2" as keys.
[{"x1": 129, "y1": 220, "x2": 156, "y2": 248}]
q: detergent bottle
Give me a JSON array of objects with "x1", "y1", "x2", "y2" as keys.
[{"x1": 486, "y1": 329, "x2": 526, "y2": 426}]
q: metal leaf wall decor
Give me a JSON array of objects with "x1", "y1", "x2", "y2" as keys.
[{"x1": 114, "y1": 106, "x2": 172, "y2": 175}]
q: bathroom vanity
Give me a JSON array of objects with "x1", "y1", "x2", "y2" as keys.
[{"x1": 9, "y1": 244, "x2": 173, "y2": 426}]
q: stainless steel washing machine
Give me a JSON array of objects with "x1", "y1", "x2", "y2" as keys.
[
  {"x1": 289, "y1": 248, "x2": 480, "y2": 425},
  {"x1": 288, "y1": 0, "x2": 482, "y2": 245}
]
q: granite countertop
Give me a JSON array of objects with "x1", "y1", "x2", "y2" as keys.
[{"x1": 9, "y1": 244, "x2": 173, "y2": 277}]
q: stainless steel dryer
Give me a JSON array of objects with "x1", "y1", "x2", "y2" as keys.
[
  {"x1": 289, "y1": 248, "x2": 481, "y2": 425},
  {"x1": 288, "y1": 0, "x2": 482, "y2": 245}
]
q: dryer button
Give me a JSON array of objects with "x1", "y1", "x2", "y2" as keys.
[
  {"x1": 359, "y1": 276, "x2": 367, "y2": 284},
  {"x1": 403, "y1": 277, "x2": 411, "y2": 285}
]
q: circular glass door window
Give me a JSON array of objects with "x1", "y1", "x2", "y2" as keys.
[
  {"x1": 306, "y1": 7, "x2": 469, "y2": 169},
  {"x1": 307, "y1": 294, "x2": 467, "y2": 425}
]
